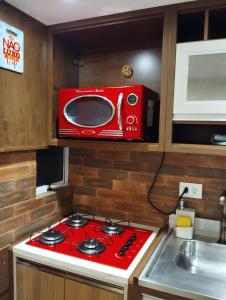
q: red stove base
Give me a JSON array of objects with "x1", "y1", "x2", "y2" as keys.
[{"x1": 27, "y1": 219, "x2": 153, "y2": 270}]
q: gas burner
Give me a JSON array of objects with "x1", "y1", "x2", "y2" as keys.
[
  {"x1": 77, "y1": 239, "x2": 105, "y2": 255},
  {"x1": 66, "y1": 214, "x2": 88, "y2": 228},
  {"x1": 39, "y1": 229, "x2": 65, "y2": 246},
  {"x1": 101, "y1": 217, "x2": 129, "y2": 235},
  {"x1": 101, "y1": 223, "x2": 124, "y2": 235}
]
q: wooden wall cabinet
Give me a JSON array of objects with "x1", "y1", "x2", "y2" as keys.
[
  {"x1": 0, "y1": 2, "x2": 48, "y2": 152},
  {"x1": 173, "y1": 39, "x2": 226, "y2": 122},
  {"x1": 47, "y1": 7, "x2": 171, "y2": 152},
  {"x1": 165, "y1": 1, "x2": 226, "y2": 155},
  {"x1": 47, "y1": 1, "x2": 226, "y2": 156}
]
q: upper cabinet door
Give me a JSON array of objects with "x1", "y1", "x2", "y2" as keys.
[
  {"x1": 0, "y1": 2, "x2": 47, "y2": 151},
  {"x1": 173, "y1": 39, "x2": 226, "y2": 122}
]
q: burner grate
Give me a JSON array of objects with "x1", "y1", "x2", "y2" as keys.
[
  {"x1": 66, "y1": 212, "x2": 94, "y2": 228},
  {"x1": 101, "y1": 217, "x2": 130, "y2": 235},
  {"x1": 39, "y1": 228, "x2": 65, "y2": 246},
  {"x1": 77, "y1": 239, "x2": 105, "y2": 255}
]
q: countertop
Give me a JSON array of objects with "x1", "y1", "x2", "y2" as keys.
[{"x1": 139, "y1": 218, "x2": 224, "y2": 300}]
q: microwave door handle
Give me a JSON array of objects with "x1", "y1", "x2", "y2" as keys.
[{"x1": 117, "y1": 92, "x2": 123, "y2": 131}]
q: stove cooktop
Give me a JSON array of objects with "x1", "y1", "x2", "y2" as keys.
[{"x1": 26, "y1": 218, "x2": 153, "y2": 270}]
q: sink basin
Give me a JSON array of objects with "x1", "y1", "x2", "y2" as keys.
[
  {"x1": 139, "y1": 230, "x2": 226, "y2": 300},
  {"x1": 175, "y1": 240, "x2": 226, "y2": 280}
]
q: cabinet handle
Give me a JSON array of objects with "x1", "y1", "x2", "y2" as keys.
[
  {"x1": 17, "y1": 259, "x2": 64, "y2": 278},
  {"x1": 65, "y1": 273, "x2": 124, "y2": 294},
  {"x1": 117, "y1": 92, "x2": 123, "y2": 131}
]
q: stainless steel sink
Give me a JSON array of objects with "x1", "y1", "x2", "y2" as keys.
[
  {"x1": 175, "y1": 240, "x2": 226, "y2": 280},
  {"x1": 139, "y1": 230, "x2": 226, "y2": 300}
]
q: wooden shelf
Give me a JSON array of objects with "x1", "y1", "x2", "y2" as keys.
[
  {"x1": 166, "y1": 143, "x2": 226, "y2": 156},
  {"x1": 48, "y1": 138, "x2": 162, "y2": 152}
]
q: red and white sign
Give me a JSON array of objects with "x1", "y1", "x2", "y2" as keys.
[{"x1": 0, "y1": 21, "x2": 24, "y2": 73}]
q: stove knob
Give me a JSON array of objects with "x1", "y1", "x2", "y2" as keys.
[
  {"x1": 131, "y1": 233, "x2": 137, "y2": 241},
  {"x1": 123, "y1": 244, "x2": 129, "y2": 250},
  {"x1": 119, "y1": 248, "x2": 125, "y2": 256},
  {"x1": 127, "y1": 239, "x2": 133, "y2": 245}
]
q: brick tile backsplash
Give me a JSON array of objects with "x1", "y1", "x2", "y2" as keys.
[
  {"x1": 129, "y1": 151, "x2": 162, "y2": 163},
  {"x1": 70, "y1": 148, "x2": 226, "y2": 227},
  {"x1": 70, "y1": 148, "x2": 97, "y2": 158},
  {"x1": 0, "y1": 231, "x2": 14, "y2": 249},
  {"x1": 0, "y1": 147, "x2": 225, "y2": 246},
  {"x1": 0, "y1": 190, "x2": 30, "y2": 209},
  {"x1": 70, "y1": 165, "x2": 98, "y2": 178},
  {"x1": 84, "y1": 177, "x2": 113, "y2": 189},
  {"x1": 0, "y1": 151, "x2": 73, "y2": 251},
  {"x1": 98, "y1": 150, "x2": 129, "y2": 161},
  {"x1": 114, "y1": 160, "x2": 155, "y2": 173},
  {"x1": 0, "y1": 162, "x2": 36, "y2": 181},
  {"x1": 0, "y1": 207, "x2": 14, "y2": 222},
  {"x1": 98, "y1": 169, "x2": 128, "y2": 180},
  {"x1": 0, "y1": 214, "x2": 29, "y2": 236},
  {"x1": 0, "y1": 181, "x2": 14, "y2": 195},
  {"x1": 30, "y1": 202, "x2": 57, "y2": 220},
  {"x1": 0, "y1": 151, "x2": 35, "y2": 167},
  {"x1": 84, "y1": 158, "x2": 114, "y2": 169},
  {"x1": 1, "y1": 146, "x2": 225, "y2": 297},
  {"x1": 74, "y1": 186, "x2": 96, "y2": 196},
  {"x1": 15, "y1": 176, "x2": 36, "y2": 190}
]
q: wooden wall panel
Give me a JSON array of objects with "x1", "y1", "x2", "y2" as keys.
[
  {"x1": 50, "y1": 37, "x2": 79, "y2": 139},
  {"x1": 79, "y1": 44, "x2": 162, "y2": 93},
  {"x1": 0, "y1": 247, "x2": 9, "y2": 296},
  {"x1": 0, "y1": 2, "x2": 47, "y2": 150},
  {"x1": 70, "y1": 148, "x2": 225, "y2": 227}
]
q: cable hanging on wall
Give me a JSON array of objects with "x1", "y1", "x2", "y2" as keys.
[{"x1": 147, "y1": 152, "x2": 188, "y2": 216}]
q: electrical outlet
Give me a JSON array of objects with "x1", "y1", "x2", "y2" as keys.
[{"x1": 179, "y1": 182, "x2": 202, "y2": 199}]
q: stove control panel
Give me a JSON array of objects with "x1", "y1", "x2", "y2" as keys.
[{"x1": 119, "y1": 233, "x2": 137, "y2": 256}]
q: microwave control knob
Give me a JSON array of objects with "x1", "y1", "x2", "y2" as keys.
[{"x1": 127, "y1": 115, "x2": 136, "y2": 125}]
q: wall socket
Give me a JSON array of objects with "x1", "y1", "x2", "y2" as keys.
[{"x1": 179, "y1": 182, "x2": 203, "y2": 199}]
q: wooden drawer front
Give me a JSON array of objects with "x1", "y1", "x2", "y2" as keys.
[
  {"x1": 65, "y1": 278, "x2": 123, "y2": 300},
  {"x1": 17, "y1": 263, "x2": 64, "y2": 300}
]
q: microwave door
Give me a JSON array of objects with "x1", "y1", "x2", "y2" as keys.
[
  {"x1": 63, "y1": 95, "x2": 115, "y2": 128},
  {"x1": 117, "y1": 92, "x2": 123, "y2": 131}
]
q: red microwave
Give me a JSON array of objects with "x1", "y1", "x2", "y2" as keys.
[{"x1": 58, "y1": 85, "x2": 159, "y2": 140}]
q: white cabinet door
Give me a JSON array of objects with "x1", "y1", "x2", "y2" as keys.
[
  {"x1": 173, "y1": 39, "x2": 226, "y2": 122},
  {"x1": 142, "y1": 294, "x2": 165, "y2": 300}
]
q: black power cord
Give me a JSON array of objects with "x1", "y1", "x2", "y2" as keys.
[{"x1": 147, "y1": 152, "x2": 188, "y2": 215}]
